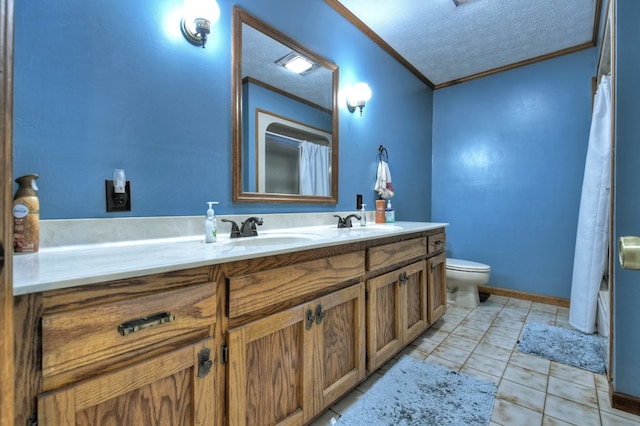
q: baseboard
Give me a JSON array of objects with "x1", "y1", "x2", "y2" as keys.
[
  {"x1": 477, "y1": 286, "x2": 570, "y2": 308},
  {"x1": 610, "y1": 381, "x2": 640, "y2": 416}
]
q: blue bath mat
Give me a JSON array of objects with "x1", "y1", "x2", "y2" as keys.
[
  {"x1": 335, "y1": 356, "x2": 497, "y2": 425},
  {"x1": 517, "y1": 322, "x2": 606, "y2": 374}
]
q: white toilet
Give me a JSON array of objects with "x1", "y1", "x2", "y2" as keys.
[{"x1": 446, "y1": 258, "x2": 491, "y2": 309}]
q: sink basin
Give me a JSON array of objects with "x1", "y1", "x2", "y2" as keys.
[{"x1": 223, "y1": 233, "x2": 321, "y2": 247}]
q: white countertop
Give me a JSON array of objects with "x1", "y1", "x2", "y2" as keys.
[{"x1": 13, "y1": 221, "x2": 447, "y2": 296}]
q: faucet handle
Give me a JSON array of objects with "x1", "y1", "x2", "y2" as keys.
[
  {"x1": 221, "y1": 219, "x2": 241, "y2": 238},
  {"x1": 343, "y1": 214, "x2": 362, "y2": 228},
  {"x1": 240, "y1": 217, "x2": 263, "y2": 237},
  {"x1": 333, "y1": 214, "x2": 346, "y2": 228}
]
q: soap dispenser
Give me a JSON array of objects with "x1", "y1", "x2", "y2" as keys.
[
  {"x1": 385, "y1": 200, "x2": 395, "y2": 223},
  {"x1": 205, "y1": 201, "x2": 219, "y2": 243},
  {"x1": 360, "y1": 203, "x2": 367, "y2": 227}
]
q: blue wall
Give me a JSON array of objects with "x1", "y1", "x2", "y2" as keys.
[
  {"x1": 432, "y1": 50, "x2": 596, "y2": 299},
  {"x1": 613, "y1": 0, "x2": 640, "y2": 399},
  {"x1": 13, "y1": 0, "x2": 433, "y2": 220}
]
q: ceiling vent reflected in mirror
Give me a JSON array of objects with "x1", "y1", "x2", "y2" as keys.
[
  {"x1": 452, "y1": 0, "x2": 477, "y2": 6},
  {"x1": 276, "y1": 52, "x2": 321, "y2": 75}
]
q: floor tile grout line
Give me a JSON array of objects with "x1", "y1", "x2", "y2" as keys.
[{"x1": 492, "y1": 298, "x2": 552, "y2": 421}]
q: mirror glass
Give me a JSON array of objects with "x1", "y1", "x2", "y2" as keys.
[{"x1": 232, "y1": 7, "x2": 339, "y2": 203}]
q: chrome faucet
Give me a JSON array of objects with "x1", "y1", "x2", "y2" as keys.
[
  {"x1": 333, "y1": 214, "x2": 361, "y2": 228},
  {"x1": 240, "y1": 217, "x2": 264, "y2": 237}
]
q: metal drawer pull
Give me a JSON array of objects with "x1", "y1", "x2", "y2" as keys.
[{"x1": 118, "y1": 311, "x2": 175, "y2": 336}]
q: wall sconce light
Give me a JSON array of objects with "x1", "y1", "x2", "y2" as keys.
[
  {"x1": 181, "y1": 0, "x2": 220, "y2": 48},
  {"x1": 347, "y1": 82, "x2": 372, "y2": 116},
  {"x1": 105, "y1": 169, "x2": 131, "y2": 212}
]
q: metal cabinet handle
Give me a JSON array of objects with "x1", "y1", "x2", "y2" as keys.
[
  {"x1": 305, "y1": 309, "x2": 315, "y2": 330},
  {"x1": 197, "y1": 347, "x2": 213, "y2": 378},
  {"x1": 399, "y1": 271, "x2": 408, "y2": 286},
  {"x1": 118, "y1": 311, "x2": 175, "y2": 336},
  {"x1": 315, "y1": 304, "x2": 325, "y2": 324}
]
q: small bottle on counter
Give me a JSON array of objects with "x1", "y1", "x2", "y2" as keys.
[
  {"x1": 375, "y1": 199, "x2": 386, "y2": 223},
  {"x1": 360, "y1": 203, "x2": 367, "y2": 227},
  {"x1": 385, "y1": 200, "x2": 395, "y2": 223},
  {"x1": 205, "y1": 201, "x2": 219, "y2": 243}
]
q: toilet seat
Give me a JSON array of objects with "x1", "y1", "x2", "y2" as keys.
[{"x1": 446, "y1": 258, "x2": 490, "y2": 273}]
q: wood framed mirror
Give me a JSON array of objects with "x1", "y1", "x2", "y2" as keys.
[{"x1": 232, "y1": 6, "x2": 339, "y2": 204}]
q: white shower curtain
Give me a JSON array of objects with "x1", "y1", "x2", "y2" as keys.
[
  {"x1": 569, "y1": 74, "x2": 612, "y2": 334},
  {"x1": 299, "y1": 141, "x2": 330, "y2": 196}
]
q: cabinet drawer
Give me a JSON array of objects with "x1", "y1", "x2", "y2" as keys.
[
  {"x1": 368, "y1": 238, "x2": 427, "y2": 271},
  {"x1": 428, "y1": 232, "x2": 446, "y2": 253},
  {"x1": 41, "y1": 283, "x2": 216, "y2": 378},
  {"x1": 228, "y1": 251, "x2": 365, "y2": 319}
]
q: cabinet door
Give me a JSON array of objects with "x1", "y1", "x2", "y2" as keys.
[
  {"x1": 402, "y1": 261, "x2": 428, "y2": 344},
  {"x1": 366, "y1": 270, "x2": 402, "y2": 372},
  {"x1": 310, "y1": 283, "x2": 366, "y2": 417},
  {"x1": 227, "y1": 304, "x2": 311, "y2": 426},
  {"x1": 37, "y1": 338, "x2": 216, "y2": 426},
  {"x1": 428, "y1": 252, "x2": 447, "y2": 323}
]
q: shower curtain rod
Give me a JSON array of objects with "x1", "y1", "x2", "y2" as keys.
[{"x1": 265, "y1": 130, "x2": 330, "y2": 147}]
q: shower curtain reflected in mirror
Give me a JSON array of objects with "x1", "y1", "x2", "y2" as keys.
[{"x1": 300, "y1": 141, "x2": 330, "y2": 196}]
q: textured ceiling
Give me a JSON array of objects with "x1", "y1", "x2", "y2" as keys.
[{"x1": 333, "y1": 0, "x2": 600, "y2": 88}]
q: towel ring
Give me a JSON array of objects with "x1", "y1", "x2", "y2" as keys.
[{"x1": 378, "y1": 145, "x2": 389, "y2": 162}]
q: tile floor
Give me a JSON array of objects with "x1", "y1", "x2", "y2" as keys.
[{"x1": 310, "y1": 295, "x2": 640, "y2": 426}]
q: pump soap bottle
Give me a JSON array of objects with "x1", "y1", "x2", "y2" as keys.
[
  {"x1": 360, "y1": 204, "x2": 367, "y2": 227},
  {"x1": 385, "y1": 200, "x2": 395, "y2": 223},
  {"x1": 205, "y1": 201, "x2": 219, "y2": 243}
]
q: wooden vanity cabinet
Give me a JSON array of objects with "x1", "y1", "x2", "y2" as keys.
[
  {"x1": 427, "y1": 232, "x2": 447, "y2": 323},
  {"x1": 225, "y1": 250, "x2": 366, "y2": 426},
  {"x1": 428, "y1": 252, "x2": 447, "y2": 323},
  {"x1": 227, "y1": 283, "x2": 366, "y2": 426},
  {"x1": 15, "y1": 228, "x2": 446, "y2": 426},
  {"x1": 15, "y1": 267, "x2": 221, "y2": 426},
  {"x1": 365, "y1": 231, "x2": 447, "y2": 372},
  {"x1": 366, "y1": 260, "x2": 428, "y2": 372}
]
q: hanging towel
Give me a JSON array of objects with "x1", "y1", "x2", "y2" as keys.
[{"x1": 374, "y1": 160, "x2": 394, "y2": 199}]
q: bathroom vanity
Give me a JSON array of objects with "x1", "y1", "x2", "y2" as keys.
[{"x1": 13, "y1": 220, "x2": 447, "y2": 426}]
